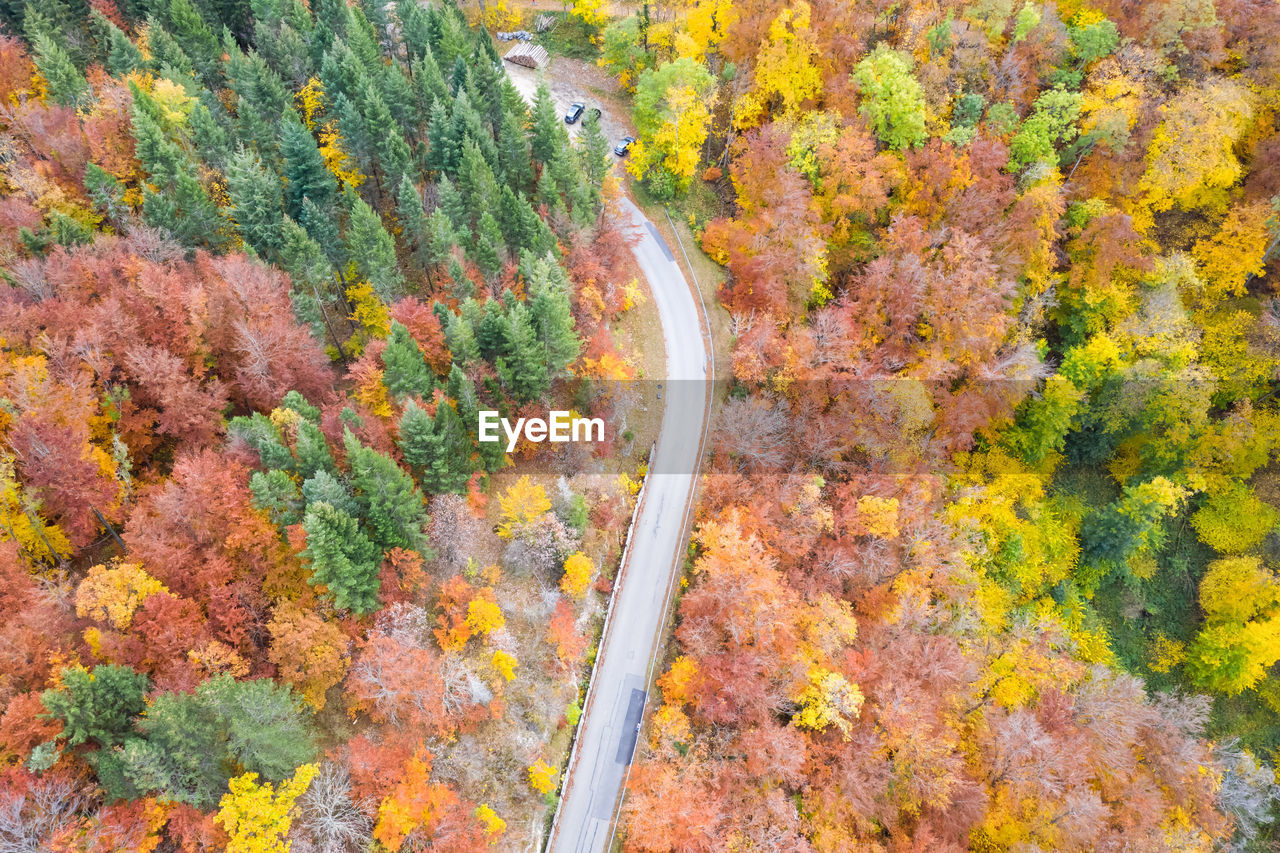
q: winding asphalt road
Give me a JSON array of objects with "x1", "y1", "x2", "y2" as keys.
[{"x1": 545, "y1": 196, "x2": 711, "y2": 851}]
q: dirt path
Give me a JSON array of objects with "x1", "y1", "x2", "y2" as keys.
[{"x1": 503, "y1": 55, "x2": 635, "y2": 148}]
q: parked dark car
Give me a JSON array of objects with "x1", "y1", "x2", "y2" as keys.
[
  {"x1": 564, "y1": 102, "x2": 585, "y2": 124},
  {"x1": 588, "y1": 107, "x2": 602, "y2": 121},
  {"x1": 614, "y1": 136, "x2": 635, "y2": 156}
]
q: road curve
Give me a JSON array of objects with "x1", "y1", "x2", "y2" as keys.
[{"x1": 547, "y1": 196, "x2": 711, "y2": 852}]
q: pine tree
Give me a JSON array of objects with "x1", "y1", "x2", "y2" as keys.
[
  {"x1": 436, "y1": 173, "x2": 468, "y2": 235},
  {"x1": 578, "y1": 110, "x2": 610, "y2": 215},
  {"x1": 382, "y1": 321, "x2": 435, "y2": 399},
  {"x1": 445, "y1": 310, "x2": 480, "y2": 364},
  {"x1": 295, "y1": 419, "x2": 337, "y2": 479},
  {"x1": 41, "y1": 664, "x2": 150, "y2": 749},
  {"x1": 527, "y1": 255, "x2": 582, "y2": 375},
  {"x1": 250, "y1": 469, "x2": 303, "y2": 528},
  {"x1": 344, "y1": 430, "x2": 430, "y2": 553},
  {"x1": 281, "y1": 117, "x2": 337, "y2": 221},
  {"x1": 498, "y1": 301, "x2": 550, "y2": 402},
  {"x1": 449, "y1": 54, "x2": 467, "y2": 95},
  {"x1": 300, "y1": 195, "x2": 344, "y2": 266},
  {"x1": 146, "y1": 18, "x2": 196, "y2": 77},
  {"x1": 424, "y1": 206, "x2": 457, "y2": 269},
  {"x1": 97, "y1": 11, "x2": 144, "y2": 76},
  {"x1": 301, "y1": 470, "x2": 361, "y2": 517},
  {"x1": 376, "y1": 64, "x2": 418, "y2": 132},
  {"x1": 458, "y1": 137, "x2": 501, "y2": 228},
  {"x1": 344, "y1": 188, "x2": 404, "y2": 300},
  {"x1": 302, "y1": 500, "x2": 382, "y2": 613},
  {"x1": 497, "y1": 104, "x2": 534, "y2": 193},
  {"x1": 165, "y1": 0, "x2": 219, "y2": 80},
  {"x1": 399, "y1": 400, "x2": 472, "y2": 494},
  {"x1": 447, "y1": 254, "x2": 473, "y2": 301},
  {"x1": 410, "y1": 51, "x2": 449, "y2": 129},
  {"x1": 30, "y1": 30, "x2": 88, "y2": 109},
  {"x1": 530, "y1": 82, "x2": 565, "y2": 166},
  {"x1": 396, "y1": 176, "x2": 430, "y2": 270},
  {"x1": 278, "y1": 216, "x2": 334, "y2": 292},
  {"x1": 477, "y1": 295, "x2": 510, "y2": 361},
  {"x1": 131, "y1": 89, "x2": 229, "y2": 248},
  {"x1": 226, "y1": 147, "x2": 286, "y2": 257},
  {"x1": 363, "y1": 83, "x2": 413, "y2": 186},
  {"x1": 473, "y1": 210, "x2": 504, "y2": 280},
  {"x1": 426, "y1": 97, "x2": 459, "y2": 173},
  {"x1": 189, "y1": 95, "x2": 233, "y2": 168},
  {"x1": 333, "y1": 90, "x2": 375, "y2": 178}
]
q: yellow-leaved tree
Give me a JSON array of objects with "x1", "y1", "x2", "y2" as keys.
[
  {"x1": 733, "y1": 0, "x2": 822, "y2": 129},
  {"x1": 628, "y1": 58, "x2": 717, "y2": 196},
  {"x1": 496, "y1": 476, "x2": 551, "y2": 538},
  {"x1": 216, "y1": 763, "x2": 317, "y2": 853},
  {"x1": 75, "y1": 561, "x2": 168, "y2": 630},
  {"x1": 1135, "y1": 78, "x2": 1254, "y2": 230},
  {"x1": 560, "y1": 551, "x2": 594, "y2": 599}
]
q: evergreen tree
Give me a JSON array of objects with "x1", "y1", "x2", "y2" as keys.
[
  {"x1": 282, "y1": 390, "x2": 322, "y2": 422},
  {"x1": 530, "y1": 82, "x2": 565, "y2": 166},
  {"x1": 145, "y1": 18, "x2": 196, "y2": 77},
  {"x1": 302, "y1": 500, "x2": 382, "y2": 613},
  {"x1": 473, "y1": 210, "x2": 503, "y2": 279},
  {"x1": 302, "y1": 469, "x2": 361, "y2": 517},
  {"x1": 448, "y1": 363, "x2": 503, "y2": 472},
  {"x1": 410, "y1": 51, "x2": 449, "y2": 127},
  {"x1": 447, "y1": 254, "x2": 473, "y2": 301},
  {"x1": 117, "y1": 691, "x2": 226, "y2": 808},
  {"x1": 476, "y1": 295, "x2": 509, "y2": 361},
  {"x1": 445, "y1": 308, "x2": 480, "y2": 364},
  {"x1": 41, "y1": 665, "x2": 149, "y2": 749},
  {"x1": 382, "y1": 321, "x2": 435, "y2": 399},
  {"x1": 30, "y1": 30, "x2": 88, "y2": 109},
  {"x1": 197, "y1": 675, "x2": 315, "y2": 780},
  {"x1": 458, "y1": 137, "x2": 502, "y2": 229},
  {"x1": 396, "y1": 176, "x2": 430, "y2": 270},
  {"x1": 497, "y1": 104, "x2": 534, "y2": 193},
  {"x1": 436, "y1": 173, "x2": 468, "y2": 235},
  {"x1": 579, "y1": 110, "x2": 610, "y2": 213},
  {"x1": 333, "y1": 90, "x2": 375, "y2": 177},
  {"x1": 97, "y1": 11, "x2": 144, "y2": 75},
  {"x1": 363, "y1": 83, "x2": 413, "y2": 186},
  {"x1": 279, "y1": 216, "x2": 334, "y2": 293},
  {"x1": 295, "y1": 419, "x2": 338, "y2": 479},
  {"x1": 250, "y1": 468, "x2": 303, "y2": 528},
  {"x1": 165, "y1": 0, "x2": 219, "y2": 80},
  {"x1": 344, "y1": 429, "x2": 431, "y2": 553},
  {"x1": 344, "y1": 188, "x2": 404, "y2": 300},
  {"x1": 229, "y1": 412, "x2": 297, "y2": 471},
  {"x1": 527, "y1": 255, "x2": 582, "y2": 375},
  {"x1": 498, "y1": 301, "x2": 550, "y2": 402},
  {"x1": 398, "y1": 0, "x2": 432, "y2": 62},
  {"x1": 189, "y1": 94, "x2": 233, "y2": 168},
  {"x1": 426, "y1": 97, "x2": 459, "y2": 173},
  {"x1": 84, "y1": 163, "x2": 129, "y2": 230},
  {"x1": 226, "y1": 146, "x2": 286, "y2": 257},
  {"x1": 131, "y1": 88, "x2": 228, "y2": 248},
  {"x1": 376, "y1": 64, "x2": 418, "y2": 133},
  {"x1": 424, "y1": 206, "x2": 458, "y2": 269},
  {"x1": 300, "y1": 195, "x2": 344, "y2": 266},
  {"x1": 449, "y1": 54, "x2": 467, "y2": 95},
  {"x1": 450, "y1": 89, "x2": 497, "y2": 166},
  {"x1": 399, "y1": 399, "x2": 473, "y2": 493},
  {"x1": 281, "y1": 116, "x2": 337, "y2": 221}
]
